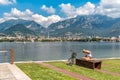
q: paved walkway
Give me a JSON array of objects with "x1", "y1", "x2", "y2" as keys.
[{"x1": 0, "y1": 63, "x2": 31, "y2": 80}]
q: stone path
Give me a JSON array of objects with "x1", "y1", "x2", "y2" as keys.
[
  {"x1": 0, "y1": 63, "x2": 31, "y2": 80},
  {"x1": 0, "y1": 63, "x2": 16, "y2": 80},
  {"x1": 37, "y1": 62, "x2": 93, "y2": 80}
]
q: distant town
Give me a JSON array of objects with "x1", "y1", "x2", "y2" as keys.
[{"x1": 0, "y1": 33, "x2": 120, "y2": 42}]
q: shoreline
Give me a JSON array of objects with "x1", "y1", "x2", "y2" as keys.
[{"x1": 14, "y1": 57, "x2": 120, "y2": 63}]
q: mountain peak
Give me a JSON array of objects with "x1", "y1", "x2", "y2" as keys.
[
  {"x1": 3, "y1": 24, "x2": 36, "y2": 36},
  {"x1": 0, "y1": 19, "x2": 45, "y2": 31}
]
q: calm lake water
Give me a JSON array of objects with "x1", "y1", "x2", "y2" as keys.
[{"x1": 0, "y1": 42, "x2": 120, "y2": 62}]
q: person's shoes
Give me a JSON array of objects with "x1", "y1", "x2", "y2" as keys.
[
  {"x1": 66, "y1": 63, "x2": 69, "y2": 65},
  {"x1": 66, "y1": 63, "x2": 72, "y2": 66}
]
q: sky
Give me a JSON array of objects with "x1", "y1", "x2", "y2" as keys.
[{"x1": 0, "y1": 0, "x2": 120, "y2": 27}]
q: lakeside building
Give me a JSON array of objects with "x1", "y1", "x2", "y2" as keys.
[{"x1": 0, "y1": 34, "x2": 120, "y2": 42}]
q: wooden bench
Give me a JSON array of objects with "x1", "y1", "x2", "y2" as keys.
[{"x1": 76, "y1": 59, "x2": 102, "y2": 69}]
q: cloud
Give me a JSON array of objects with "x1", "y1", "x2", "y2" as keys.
[
  {"x1": 59, "y1": 3, "x2": 76, "y2": 17},
  {"x1": 4, "y1": 8, "x2": 33, "y2": 20},
  {"x1": 95, "y1": 0, "x2": 120, "y2": 18},
  {"x1": 59, "y1": 2, "x2": 95, "y2": 18},
  {"x1": 0, "y1": 0, "x2": 16, "y2": 5},
  {"x1": 76, "y1": 2, "x2": 95, "y2": 15},
  {"x1": 41, "y1": 5, "x2": 55, "y2": 14},
  {"x1": 0, "y1": 18, "x2": 5, "y2": 23},
  {"x1": 59, "y1": 1, "x2": 120, "y2": 18},
  {"x1": 2, "y1": 8, "x2": 61, "y2": 27},
  {"x1": 32, "y1": 14, "x2": 61, "y2": 27},
  {"x1": 1, "y1": 0, "x2": 120, "y2": 27}
]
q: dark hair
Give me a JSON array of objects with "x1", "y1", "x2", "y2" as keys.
[{"x1": 72, "y1": 52, "x2": 77, "y2": 58}]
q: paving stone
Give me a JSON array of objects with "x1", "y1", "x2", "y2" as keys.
[{"x1": 0, "y1": 63, "x2": 31, "y2": 80}]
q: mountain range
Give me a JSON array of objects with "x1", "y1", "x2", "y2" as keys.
[
  {"x1": 0, "y1": 19, "x2": 46, "y2": 36},
  {"x1": 48, "y1": 15, "x2": 120, "y2": 37},
  {"x1": 0, "y1": 15, "x2": 120, "y2": 37},
  {"x1": 3, "y1": 24, "x2": 36, "y2": 36}
]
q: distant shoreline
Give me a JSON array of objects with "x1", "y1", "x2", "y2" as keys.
[{"x1": 0, "y1": 37, "x2": 120, "y2": 42}]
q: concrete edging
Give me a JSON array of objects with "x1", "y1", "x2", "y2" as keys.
[{"x1": 7, "y1": 64, "x2": 31, "y2": 80}]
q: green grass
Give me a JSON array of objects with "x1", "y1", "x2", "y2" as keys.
[
  {"x1": 16, "y1": 63, "x2": 77, "y2": 80},
  {"x1": 47, "y1": 61, "x2": 120, "y2": 80},
  {"x1": 16, "y1": 59, "x2": 120, "y2": 80},
  {"x1": 102, "y1": 59, "x2": 120, "y2": 73}
]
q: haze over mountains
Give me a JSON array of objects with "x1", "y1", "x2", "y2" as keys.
[{"x1": 0, "y1": 15, "x2": 120, "y2": 37}]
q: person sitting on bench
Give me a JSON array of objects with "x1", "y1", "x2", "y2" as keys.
[{"x1": 82, "y1": 49, "x2": 92, "y2": 61}]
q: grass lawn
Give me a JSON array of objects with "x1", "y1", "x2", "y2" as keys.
[
  {"x1": 48, "y1": 61, "x2": 120, "y2": 80},
  {"x1": 16, "y1": 59, "x2": 120, "y2": 80},
  {"x1": 102, "y1": 59, "x2": 120, "y2": 73},
  {"x1": 16, "y1": 63, "x2": 77, "y2": 80}
]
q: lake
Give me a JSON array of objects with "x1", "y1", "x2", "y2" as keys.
[{"x1": 0, "y1": 42, "x2": 120, "y2": 62}]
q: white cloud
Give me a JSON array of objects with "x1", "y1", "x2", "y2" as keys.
[
  {"x1": 59, "y1": 1, "x2": 120, "y2": 18},
  {"x1": 1, "y1": 8, "x2": 61, "y2": 27},
  {"x1": 59, "y1": 3, "x2": 76, "y2": 17},
  {"x1": 76, "y1": 2, "x2": 95, "y2": 15},
  {"x1": 0, "y1": 0, "x2": 16, "y2": 5},
  {"x1": 4, "y1": 8, "x2": 34, "y2": 20},
  {"x1": 0, "y1": 18, "x2": 5, "y2": 23},
  {"x1": 59, "y1": 2, "x2": 95, "y2": 18},
  {"x1": 32, "y1": 14, "x2": 61, "y2": 27},
  {"x1": 1, "y1": 0, "x2": 120, "y2": 28},
  {"x1": 45, "y1": 15, "x2": 61, "y2": 26},
  {"x1": 41, "y1": 5, "x2": 55, "y2": 14},
  {"x1": 95, "y1": 0, "x2": 120, "y2": 18}
]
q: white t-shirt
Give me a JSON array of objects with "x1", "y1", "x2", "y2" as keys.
[{"x1": 86, "y1": 53, "x2": 92, "y2": 57}]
